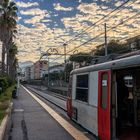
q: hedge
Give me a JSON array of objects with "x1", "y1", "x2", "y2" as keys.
[{"x1": 0, "y1": 76, "x2": 15, "y2": 93}]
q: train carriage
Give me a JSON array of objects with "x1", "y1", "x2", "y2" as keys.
[{"x1": 67, "y1": 54, "x2": 140, "y2": 140}]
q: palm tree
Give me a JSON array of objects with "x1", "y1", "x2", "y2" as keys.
[
  {"x1": 0, "y1": 0, "x2": 18, "y2": 75},
  {"x1": 9, "y1": 42, "x2": 18, "y2": 79},
  {"x1": 6, "y1": 28, "x2": 17, "y2": 74}
]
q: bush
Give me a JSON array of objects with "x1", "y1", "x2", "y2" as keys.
[
  {"x1": 5, "y1": 76, "x2": 15, "y2": 87},
  {"x1": 0, "y1": 111, "x2": 5, "y2": 124},
  {"x1": 0, "y1": 77, "x2": 8, "y2": 92},
  {"x1": 0, "y1": 85, "x2": 14, "y2": 124},
  {"x1": 0, "y1": 76, "x2": 15, "y2": 92}
]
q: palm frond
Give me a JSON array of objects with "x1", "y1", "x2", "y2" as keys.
[
  {"x1": 9, "y1": 2, "x2": 16, "y2": 8},
  {"x1": 0, "y1": 5, "x2": 3, "y2": 10},
  {"x1": 2, "y1": 0, "x2": 8, "y2": 9},
  {"x1": 9, "y1": 42, "x2": 18, "y2": 54}
]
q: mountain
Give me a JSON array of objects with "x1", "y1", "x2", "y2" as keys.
[{"x1": 18, "y1": 61, "x2": 33, "y2": 69}]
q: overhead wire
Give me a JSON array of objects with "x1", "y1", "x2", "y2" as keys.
[
  {"x1": 51, "y1": 10, "x2": 140, "y2": 62},
  {"x1": 60, "y1": 0, "x2": 137, "y2": 45},
  {"x1": 50, "y1": 0, "x2": 138, "y2": 61},
  {"x1": 66, "y1": 12, "x2": 140, "y2": 53}
]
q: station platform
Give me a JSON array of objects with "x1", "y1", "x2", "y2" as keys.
[{"x1": 4, "y1": 86, "x2": 89, "y2": 140}]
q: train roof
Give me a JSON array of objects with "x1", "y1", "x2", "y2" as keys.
[{"x1": 71, "y1": 54, "x2": 140, "y2": 74}]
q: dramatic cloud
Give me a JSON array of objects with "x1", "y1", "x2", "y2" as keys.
[{"x1": 15, "y1": 0, "x2": 140, "y2": 63}]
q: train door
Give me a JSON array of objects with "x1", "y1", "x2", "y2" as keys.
[
  {"x1": 98, "y1": 70, "x2": 111, "y2": 140},
  {"x1": 115, "y1": 68, "x2": 140, "y2": 139}
]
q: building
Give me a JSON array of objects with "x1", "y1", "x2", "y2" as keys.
[
  {"x1": 34, "y1": 60, "x2": 48, "y2": 79},
  {"x1": 30, "y1": 65, "x2": 34, "y2": 80},
  {"x1": 126, "y1": 35, "x2": 140, "y2": 50},
  {"x1": 25, "y1": 67, "x2": 31, "y2": 81}
]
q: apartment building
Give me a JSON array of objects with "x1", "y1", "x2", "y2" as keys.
[{"x1": 34, "y1": 60, "x2": 48, "y2": 79}]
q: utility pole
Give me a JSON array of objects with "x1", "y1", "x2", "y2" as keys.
[
  {"x1": 64, "y1": 45, "x2": 66, "y2": 64},
  {"x1": 47, "y1": 57, "x2": 50, "y2": 88},
  {"x1": 63, "y1": 43, "x2": 67, "y2": 83},
  {"x1": 104, "y1": 23, "x2": 108, "y2": 56}
]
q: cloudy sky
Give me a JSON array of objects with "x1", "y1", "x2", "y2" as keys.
[{"x1": 15, "y1": 0, "x2": 140, "y2": 63}]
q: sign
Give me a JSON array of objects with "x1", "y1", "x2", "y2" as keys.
[{"x1": 102, "y1": 80, "x2": 107, "y2": 86}]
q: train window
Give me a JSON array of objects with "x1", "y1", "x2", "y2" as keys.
[
  {"x1": 76, "y1": 74, "x2": 88, "y2": 102},
  {"x1": 101, "y1": 73, "x2": 108, "y2": 109},
  {"x1": 124, "y1": 76, "x2": 133, "y2": 88}
]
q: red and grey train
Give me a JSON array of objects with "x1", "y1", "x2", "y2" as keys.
[{"x1": 67, "y1": 54, "x2": 140, "y2": 140}]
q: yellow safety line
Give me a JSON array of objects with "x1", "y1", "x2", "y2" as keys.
[{"x1": 22, "y1": 86, "x2": 89, "y2": 140}]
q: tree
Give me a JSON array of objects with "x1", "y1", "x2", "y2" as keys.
[
  {"x1": 9, "y1": 42, "x2": 18, "y2": 79},
  {"x1": 13, "y1": 58, "x2": 18, "y2": 79},
  {"x1": 0, "y1": 0, "x2": 18, "y2": 75},
  {"x1": 69, "y1": 52, "x2": 93, "y2": 67},
  {"x1": 94, "y1": 40, "x2": 129, "y2": 56},
  {"x1": 6, "y1": 29, "x2": 17, "y2": 74}
]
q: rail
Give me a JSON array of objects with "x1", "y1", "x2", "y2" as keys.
[{"x1": 24, "y1": 85, "x2": 67, "y2": 111}]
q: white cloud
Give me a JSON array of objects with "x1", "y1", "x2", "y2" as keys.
[
  {"x1": 16, "y1": 24, "x2": 72, "y2": 62},
  {"x1": 20, "y1": 8, "x2": 48, "y2": 16},
  {"x1": 54, "y1": 3, "x2": 73, "y2": 11},
  {"x1": 24, "y1": 15, "x2": 45, "y2": 24},
  {"x1": 41, "y1": 19, "x2": 52, "y2": 23},
  {"x1": 16, "y1": 2, "x2": 39, "y2": 8}
]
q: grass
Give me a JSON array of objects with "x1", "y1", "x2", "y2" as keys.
[
  {"x1": 0, "y1": 85, "x2": 15, "y2": 124},
  {"x1": 0, "y1": 111, "x2": 6, "y2": 124}
]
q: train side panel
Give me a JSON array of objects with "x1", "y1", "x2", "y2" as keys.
[{"x1": 71, "y1": 71, "x2": 98, "y2": 136}]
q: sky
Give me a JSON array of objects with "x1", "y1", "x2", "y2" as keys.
[{"x1": 15, "y1": 0, "x2": 140, "y2": 63}]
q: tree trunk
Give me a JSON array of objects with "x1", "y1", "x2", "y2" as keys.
[
  {"x1": 6, "y1": 32, "x2": 12, "y2": 75},
  {"x1": 6, "y1": 47, "x2": 9, "y2": 74},
  {"x1": 9, "y1": 55, "x2": 14, "y2": 79},
  {"x1": 1, "y1": 42, "x2": 6, "y2": 75},
  {"x1": 1, "y1": 26, "x2": 7, "y2": 75},
  {"x1": 12, "y1": 58, "x2": 16, "y2": 80},
  {"x1": 0, "y1": 0, "x2": 3, "y2": 4}
]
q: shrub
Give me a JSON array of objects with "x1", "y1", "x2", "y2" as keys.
[
  {"x1": 0, "y1": 77, "x2": 8, "y2": 92},
  {"x1": 5, "y1": 76, "x2": 15, "y2": 87},
  {"x1": 0, "y1": 76, "x2": 15, "y2": 92}
]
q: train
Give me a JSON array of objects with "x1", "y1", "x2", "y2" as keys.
[{"x1": 66, "y1": 54, "x2": 140, "y2": 140}]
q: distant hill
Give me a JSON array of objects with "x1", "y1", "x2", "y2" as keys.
[{"x1": 18, "y1": 61, "x2": 33, "y2": 69}]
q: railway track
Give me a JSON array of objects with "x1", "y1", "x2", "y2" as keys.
[{"x1": 24, "y1": 85, "x2": 67, "y2": 112}]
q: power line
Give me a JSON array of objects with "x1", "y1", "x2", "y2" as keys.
[
  {"x1": 61, "y1": 0, "x2": 136, "y2": 45},
  {"x1": 51, "y1": 0, "x2": 138, "y2": 62},
  {"x1": 51, "y1": 11, "x2": 140, "y2": 62},
  {"x1": 68, "y1": 12, "x2": 140, "y2": 53}
]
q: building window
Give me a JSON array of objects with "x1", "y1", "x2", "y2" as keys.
[
  {"x1": 100, "y1": 73, "x2": 108, "y2": 109},
  {"x1": 76, "y1": 74, "x2": 88, "y2": 102}
]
